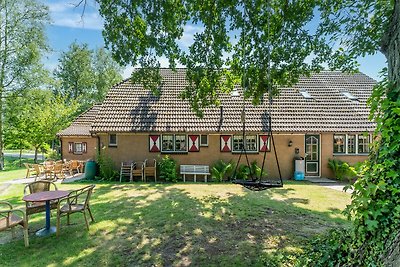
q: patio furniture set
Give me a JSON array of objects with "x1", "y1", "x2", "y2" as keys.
[
  {"x1": 119, "y1": 159, "x2": 157, "y2": 182},
  {"x1": 0, "y1": 181, "x2": 95, "y2": 247},
  {"x1": 23, "y1": 160, "x2": 85, "y2": 181}
]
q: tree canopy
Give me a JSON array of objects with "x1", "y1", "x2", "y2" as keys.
[
  {"x1": 96, "y1": 0, "x2": 400, "y2": 265},
  {"x1": 54, "y1": 42, "x2": 123, "y2": 111},
  {"x1": 0, "y1": 0, "x2": 49, "y2": 168}
]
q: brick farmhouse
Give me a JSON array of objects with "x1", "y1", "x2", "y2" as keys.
[{"x1": 57, "y1": 69, "x2": 376, "y2": 179}]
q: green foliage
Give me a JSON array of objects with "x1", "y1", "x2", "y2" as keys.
[
  {"x1": 211, "y1": 160, "x2": 234, "y2": 182},
  {"x1": 157, "y1": 155, "x2": 178, "y2": 182},
  {"x1": 54, "y1": 42, "x2": 122, "y2": 111},
  {"x1": 327, "y1": 158, "x2": 356, "y2": 181},
  {"x1": 98, "y1": 0, "x2": 335, "y2": 114},
  {"x1": 297, "y1": 228, "x2": 354, "y2": 267},
  {"x1": 97, "y1": 153, "x2": 118, "y2": 181},
  {"x1": 4, "y1": 89, "x2": 79, "y2": 162},
  {"x1": 46, "y1": 150, "x2": 61, "y2": 160},
  {"x1": 235, "y1": 161, "x2": 266, "y2": 180}
]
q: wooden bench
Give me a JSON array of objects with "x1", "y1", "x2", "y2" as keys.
[{"x1": 180, "y1": 165, "x2": 210, "y2": 182}]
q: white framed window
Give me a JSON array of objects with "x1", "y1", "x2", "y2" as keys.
[
  {"x1": 358, "y1": 135, "x2": 370, "y2": 154},
  {"x1": 161, "y1": 134, "x2": 187, "y2": 153},
  {"x1": 74, "y1": 143, "x2": 83, "y2": 154},
  {"x1": 333, "y1": 134, "x2": 346, "y2": 153},
  {"x1": 333, "y1": 133, "x2": 371, "y2": 155},
  {"x1": 109, "y1": 134, "x2": 117, "y2": 147},
  {"x1": 347, "y1": 134, "x2": 356, "y2": 154},
  {"x1": 200, "y1": 134, "x2": 208, "y2": 146},
  {"x1": 232, "y1": 135, "x2": 258, "y2": 153}
]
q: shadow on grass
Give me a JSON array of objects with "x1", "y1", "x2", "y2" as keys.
[{"x1": 0, "y1": 182, "x2": 350, "y2": 266}]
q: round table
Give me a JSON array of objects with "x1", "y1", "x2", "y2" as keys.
[{"x1": 23, "y1": 190, "x2": 70, "y2": 237}]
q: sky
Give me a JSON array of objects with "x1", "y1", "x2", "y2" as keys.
[{"x1": 43, "y1": 0, "x2": 386, "y2": 81}]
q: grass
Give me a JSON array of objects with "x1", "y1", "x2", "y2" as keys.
[{"x1": 0, "y1": 179, "x2": 352, "y2": 266}]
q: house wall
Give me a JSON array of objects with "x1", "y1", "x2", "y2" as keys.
[
  {"x1": 60, "y1": 136, "x2": 97, "y2": 161},
  {"x1": 320, "y1": 133, "x2": 369, "y2": 178},
  {"x1": 98, "y1": 132, "x2": 368, "y2": 179}
]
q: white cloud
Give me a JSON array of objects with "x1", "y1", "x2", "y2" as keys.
[
  {"x1": 46, "y1": 0, "x2": 104, "y2": 30},
  {"x1": 178, "y1": 24, "x2": 204, "y2": 49}
]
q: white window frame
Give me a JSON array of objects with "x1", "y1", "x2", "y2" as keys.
[
  {"x1": 232, "y1": 134, "x2": 258, "y2": 153},
  {"x1": 200, "y1": 134, "x2": 208, "y2": 147},
  {"x1": 74, "y1": 142, "x2": 83, "y2": 154},
  {"x1": 333, "y1": 133, "x2": 371, "y2": 155},
  {"x1": 333, "y1": 134, "x2": 346, "y2": 154},
  {"x1": 161, "y1": 134, "x2": 188, "y2": 153},
  {"x1": 357, "y1": 135, "x2": 371, "y2": 154}
]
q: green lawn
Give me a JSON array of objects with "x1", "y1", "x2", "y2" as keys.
[{"x1": 0, "y1": 179, "x2": 351, "y2": 266}]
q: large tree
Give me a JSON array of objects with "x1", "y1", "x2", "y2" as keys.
[
  {"x1": 54, "y1": 42, "x2": 122, "y2": 110},
  {"x1": 0, "y1": 0, "x2": 49, "y2": 169},
  {"x1": 95, "y1": 0, "x2": 399, "y2": 265},
  {"x1": 4, "y1": 89, "x2": 79, "y2": 162}
]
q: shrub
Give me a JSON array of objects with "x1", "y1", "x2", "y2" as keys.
[
  {"x1": 327, "y1": 158, "x2": 356, "y2": 181},
  {"x1": 46, "y1": 149, "x2": 61, "y2": 160},
  {"x1": 296, "y1": 228, "x2": 353, "y2": 266},
  {"x1": 234, "y1": 161, "x2": 267, "y2": 180},
  {"x1": 97, "y1": 153, "x2": 118, "y2": 181},
  {"x1": 158, "y1": 155, "x2": 178, "y2": 182},
  {"x1": 211, "y1": 160, "x2": 235, "y2": 182}
]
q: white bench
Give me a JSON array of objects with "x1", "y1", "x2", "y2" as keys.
[{"x1": 180, "y1": 165, "x2": 210, "y2": 182}]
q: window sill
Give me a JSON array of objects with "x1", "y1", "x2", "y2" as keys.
[
  {"x1": 108, "y1": 144, "x2": 117, "y2": 148},
  {"x1": 333, "y1": 153, "x2": 368, "y2": 156},
  {"x1": 161, "y1": 151, "x2": 188, "y2": 154},
  {"x1": 232, "y1": 151, "x2": 259, "y2": 154}
]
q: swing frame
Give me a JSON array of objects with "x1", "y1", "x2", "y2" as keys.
[{"x1": 230, "y1": 0, "x2": 283, "y2": 191}]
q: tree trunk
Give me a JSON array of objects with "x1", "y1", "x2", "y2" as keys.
[
  {"x1": 380, "y1": 1, "x2": 400, "y2": 265},
  {"x1": 34, "y1": 147, "x2": 38, "y2": 164},
  {"x1": 19, "y1": 148, "x2": 22, "y2": 167},
  {"x1": 381, "y1": 0, "x2": 400, "y2": 88}
]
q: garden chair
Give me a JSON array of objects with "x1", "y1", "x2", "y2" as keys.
[
  {"x1": 51, "y1": 163, "x2": 65, "y2": 180},
  {"x1": 32, "y1": 164, "x2": 44, "y2": 180},
  {"x1": 120, "y1": 161, "x2": 133, "y2": 182},
  {"x1": 56, "y1": 185, "x2": 95, "y2": 237},
  {"x1": 132, "y1": 161, "x2": 144, "y2": 181},
  {"x1": 23, "y1": 163, "x2": 35, "y2": 179},
  {"x1": 69, "y1": 160, "x2": 80, "y2": 176},
  {"x1": 24, "y1": 181, "x2": 58, "y2": 223},
  {"x1": 143, "y1": 159, "x2": 157, "y2": 182},
  {"x1": 0, "y1": 201, "x2": 29, "y2": 247}
]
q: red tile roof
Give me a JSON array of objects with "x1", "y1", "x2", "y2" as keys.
[
  {"x1": 57, "y1": 104, "x2": 101, "y2": 136},
  {"x1": 87, "y1": 69, "x2": 376, "y2": 133}
]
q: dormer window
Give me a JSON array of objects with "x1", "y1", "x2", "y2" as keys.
[
  {"x1": 342, "y1": 91, "x2": 358, "y2": 101},
  {"x1": 299, "y1": 89, "x2": 313, "y2": 99}
]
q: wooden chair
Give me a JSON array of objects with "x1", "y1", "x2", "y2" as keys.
[
  {"x1": 0, "y1": 201, "x2": 29, "y2": 247},
  {"x1": 24, "y1": 181, "x2": 58, "y2": 223},
  {"x1": 23, "y1": 163, "x2": 35, "y2": 179},
  {"x1": 143, "y1": 159, "x2": 157, "y2": 182},
  {"x1": 51, "y1": 163, "x2": 64, "y2": 180},
  {"x1": 69, "y1": 160, "x2": 80, "y2": 176},
  {"x1": 32, "y1": 164, "x2": 44, "y2": 180},
  {"x1": 132, "y1": 161, "x2": 144, "y2": 181},
  {"x1": 120, "y1": 162, "x2": 133, "y2": 182},
  {"x1": 56, "y1": 185, "x2": 95, "y2": 236}
]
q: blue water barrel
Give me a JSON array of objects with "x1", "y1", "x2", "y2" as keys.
[
  {"x1": 84, "y1": 160, "x2": 96, "y2": 180},
  {"x1": 294, "y1": 171, "x2": 305, "y2": 181}
]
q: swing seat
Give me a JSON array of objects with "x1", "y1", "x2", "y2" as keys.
[{"x1": 232, "y1": 179, "x2": 283, "y2": 191}]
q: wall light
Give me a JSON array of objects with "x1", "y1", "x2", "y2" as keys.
[{"x1": 288, "y1": 140, "x2": 293, "y2": 147}]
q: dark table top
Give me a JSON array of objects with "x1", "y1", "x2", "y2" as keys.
[{"x1": 23, "y1": 190, "x2": 70, "y2": 202}]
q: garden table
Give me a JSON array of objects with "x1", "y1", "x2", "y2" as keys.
[{"x1": 23, "y1": 190, "x2": 69, "y2": 236}]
